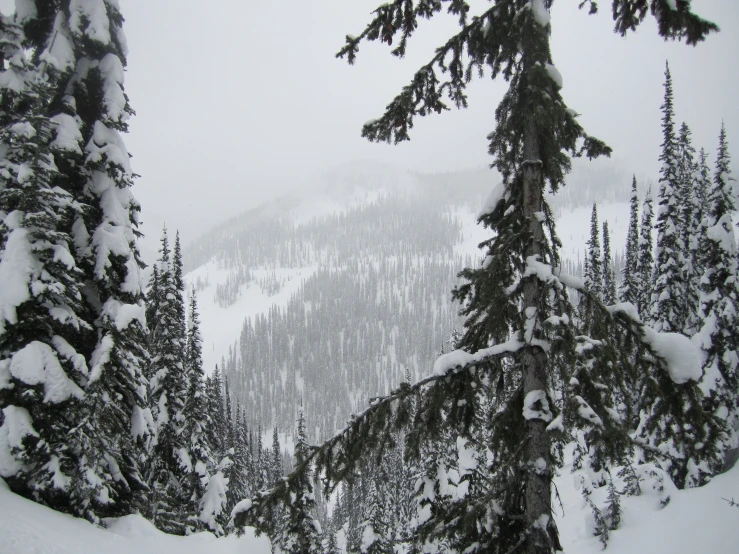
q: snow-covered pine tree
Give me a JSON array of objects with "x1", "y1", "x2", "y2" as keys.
[
  {"x1": 172, "y1": 231, "x2": 187, "y2": 367},
  {"x1": 324, "y1": 530, "x2": 340, "y2": 554},
  {"x1": 146, "y1": 227, "x2": 188, "y2": 533},
  {"x1": 16, "y1": 0, "x2": 155, "y2": 518},
  {"x1": 360, "y1": 475, "x2": 392, "y2": 554},
  {"x1": 602, "y1": 221, "x2": 617, "y2": 305},
  {"x1": 270, "y1": 408, "x2": 322, "y2": 553},
  {"x1": 580, "y1": 204, "x2": 603, "y2": 327},
  {"x1": 619, "y1": 176, "x2": 640, "y2": 305},
  {"x1": 207, "y1": 365, "x2": 227, "y2": 461},
  {"x1": 225, "y1": 400, "x2": 250, "y2": 517},
  {"x1": 235, "y1": 3, "x2": 719, "y2": 552},
  {"x1": 254, "y1": 421, "x2": 265, "y2": 491},
  {"x1": 687, "y1": 147, "x2": 712, "y2": 330},
  {"x1": 636, "y1": 187, "x2": 655, "y2": 317},
  {"x1": 181, "y1": 288, "x2": 213, "y2": 533},
  {"x1": 651, "y1": 62, "x2": 687, "y2": 333},
  {"x1": 270, "y1": 426, "x2": 282, "y2": 486},
  {"x1": 585, "y1": 204, "x2": 603, "y2": 298},
  {"x1": 0, "y1": 16, "x2": 94, "y2": 517},
  {"x1": 3, "y1": 4, "x2": 157, "y2": 519},
  {"x1": 694, "y1": 124, "x2": 739, "y2": 462},
  {"x1": 676, "y1": 122, "x2": 701, "y2": 336}
]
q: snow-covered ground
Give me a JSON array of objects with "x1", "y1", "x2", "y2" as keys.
[
  {"x1": 186, "y1": 261, "x2": 317, "y2": 374},
  {"x1": 3, "y1": 456, "x2": 737, "y2": 553},
  {"x1": 556, "y1": 450, "x2": 739, "y2": 553},
  {"x1": 0, "y1": 477, "x2": 270, "y2": 554}
]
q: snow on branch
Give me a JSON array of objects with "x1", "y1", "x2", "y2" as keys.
[
  {"x1": 433, "y1": 335, "x2": 523, "y2": 376},
  {"x1": 580, "y1": 289, "x2": 702, "y2": 385},
  {"x1": 521, "y1": 256, "x2": 584, "y2": 292}
]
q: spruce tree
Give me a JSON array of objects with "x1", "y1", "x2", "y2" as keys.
[
  {"x1": 207, "y1": 365, "x2": 227, "y2": 461},
  {"x1": 235, "y1": 3, "x2": 719, "y2": 552},
  {"x1": 694, "y1": 124, "x2": 739, "y2": 458},
  {"x1": 172, "y1": 231, "x2": 186, "y2": 346},
  {"x1": 360, "y1": 476, "x2": 392, "y2": 554},
  {"x1": 146, "y1": 227, "x2": 188, "y2": 533},
  {"x1": 181, "y1": 289, "x2": 213, "y2": 533},
  {"x1": 651, "y1": 63, "x2": 687, "y2": 333},
  {"x1": 687, "y1": 148, "x2": 712, "y2": 330},
  {"x1": 16, "y1": 0, "x2": 155, "y2": 518},
  {"x1": 581, "y1": 204, "x2": 603, "y2": 327},
  {"x1": 676, "y1": 122, "x2": 700, "y2": 336},
  {"x1": 271, "y1": 409, "x2": 322, "y2": 553},
  {"x1": 1, "y1": 7, "x2": 156, "y2": 520},
  {"x1": 636, "y1": 187, "x2": 655, "y2": 317},
  {"x1": 585, "y1": 204, "x2": 603, "y2": 299},
  {"x1": 270, "y1": 426, "x2": 282, "y2": 486},
  {"x1": 602, "y1": 221, "x2": 617, "y2": 305},
  {"x1": 0, "y1": 16, "x2": 93, "y2": 517},
  {"x1": 619, "y1": 176, "x2": 640, "y2": 306}
]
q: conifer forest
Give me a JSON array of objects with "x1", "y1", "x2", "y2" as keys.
[{"x1": 1, "y1": 1, "x2": 738, "y2": 553}]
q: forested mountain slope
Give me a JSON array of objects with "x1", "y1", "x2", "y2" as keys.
[{"x1": 184, "y1": 162, "x2": 632, "y2": 441}]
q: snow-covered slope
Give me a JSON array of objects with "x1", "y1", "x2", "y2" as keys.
[
  {"x1": 185, "y1": 197, "x2": 631, "y2": 379},
  {"x1": 0, "y1": 477, "x2": 270, "y2": 554},
  {"x1": 556, "y1": 448, "x2": 739, "y2": 553},
  {"x1": 3, "y1": 457, "x2": 737, "y2": 553}
]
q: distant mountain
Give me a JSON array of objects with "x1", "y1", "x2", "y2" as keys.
[{"x1": 183, "y1": 162, "x2": 633, "y2": 441}]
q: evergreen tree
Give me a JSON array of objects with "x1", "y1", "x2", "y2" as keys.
[
  {"x1": 636, "y1": 187, "x2": 655, "y2": 317},
  {"x1": 687, "y1": 148, "x2": 712, "y2": 331},
  {"x1": 16, "y1": 0, "x2": 155, "y2": 519},
  {"x1": 676, "y1": 123, "x2": 701, "y2": 335},
  {"x1": 207, "y1": 366, "x2": 227, "y2": 461},
  {"x1": 271, "y1": 409, "x2": 322, "y2": 553},
  {"x1": 360, "y1": 476, "x2": 392, "y2": 554},
  {"x1": 270, "y1": 426, "x2": 282, "y2": 486},
  {"x1": 581, "y1": 204, "x2": 603, "y2": 327},
  {"x1": 235, "y1": 4, "x2": 719, "y2": 553},
  {"x1": 691, "y1": 148, "x2": 713, "y2": 274},
  {"x1": 694, "y1": 124, "x2": 739, "y2": 457},
  {"x1": 255, "y1": 422, "x2": 265, "y2": 491},
  {"x1": 172, "y1": 231, "x2": 186, "y2": 345},
  {"x1": 619, "y1": 176, "x2": 640, "y2": 305},
  {"x1": 2, "y1": 6, "x2": 155, "y2": 520},
  {"x1": 181, "y1": 289, "x2": 213, "y2": 532},
  {"x1": 651, "y1": 63, "x2": 687, "y2": 333},
  {"x1": 147, "y1": 227, "x2": 188, "y2": 533},
  {"x1": 585, "y1": 204, "x2": 603, "y2": 299},
  {"x1": 602, "y1": 220, "x2": 617, "y2": 305},
  {"x1": 226, "y1": 400, "x2": 250, "y2": 516},
  {"x1": 0, "y1": 16, "x2": 93, "y2": 518}
]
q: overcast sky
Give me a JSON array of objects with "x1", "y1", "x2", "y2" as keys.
[{"x1": 3, "y1": 1, "x2": 738, "y2": 254}]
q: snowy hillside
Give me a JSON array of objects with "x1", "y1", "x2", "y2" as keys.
[
  {"x1": 3, "y1": 454, "x2": 737, "y2": 554},
  {"x1": 0, "y1": 477, "x2": 270, "y2": 554},
  {"x1": 184, "y1": 163, "x2": 632, "y2": 391}
]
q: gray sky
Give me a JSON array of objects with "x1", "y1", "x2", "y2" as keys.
[{"x1": 2, "y1": 1, "x2": 738, "y2": 254}]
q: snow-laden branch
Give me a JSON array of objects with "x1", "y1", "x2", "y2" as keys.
[{"x1": 525, "y1": 257, "x2": 702, "y2": 386}]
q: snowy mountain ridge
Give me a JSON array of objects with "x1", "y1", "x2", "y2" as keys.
[{"x1": 179, "y1": 162, "x2": 636, "y2": 444}]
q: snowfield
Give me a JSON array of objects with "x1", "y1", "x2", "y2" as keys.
[
  {"x1": 0, "y1": 477, "x2": 271, "y2": 554},
  {"x1": 2, "y1": 456, "x2": 738, "y2": 553}
]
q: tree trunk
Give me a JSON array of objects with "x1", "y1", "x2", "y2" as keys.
[{"x1": 521, "y1": 101, "x2": 557, "y2": 553}]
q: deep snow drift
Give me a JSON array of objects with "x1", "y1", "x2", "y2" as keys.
[
  {"x1": 0, "y1": 477, "x2": 270, "y2": 554},
  {"x1": 2, "y1": 455, "x2": 737, "y2": 553}
]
